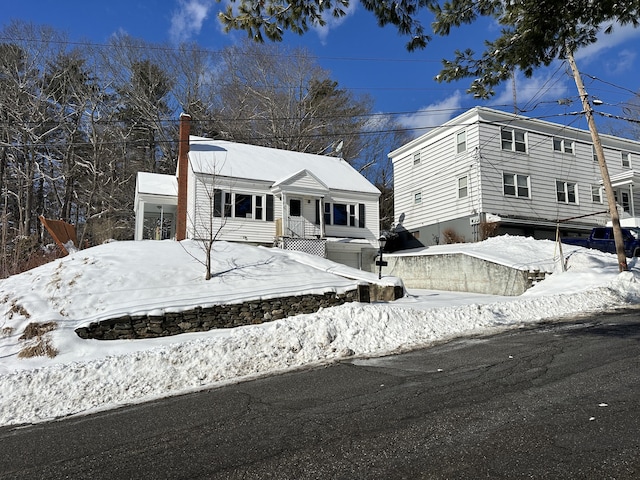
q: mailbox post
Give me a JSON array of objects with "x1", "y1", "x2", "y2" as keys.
[{"x1": 376, "y1": 236, "x2": 387, "y2": 279}]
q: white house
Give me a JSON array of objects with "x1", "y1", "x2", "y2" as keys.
[
  {"x1": 389, "y1": 107, "x2": 640, "y2": 248},
  {"x1": 134, "y1": 114, "x2": 381, "y2": 270}
]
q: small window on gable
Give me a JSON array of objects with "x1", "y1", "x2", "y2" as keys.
[
  {"x1": 456, "y1": 131, "x2": 467, "y2": 154},
  {"x1": 413, "y1": 152, "x2": 421, "y2": 165},
  {"x1": 622, "y1": 151, "x2": 631, "y2": 168},
  {"x1": 414, "y1": 191, "x2": 422, "y2": 204}
]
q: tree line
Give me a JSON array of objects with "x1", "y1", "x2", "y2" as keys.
[{"x1": 0, "y1": 20, "x2": 407, "y2": 277}]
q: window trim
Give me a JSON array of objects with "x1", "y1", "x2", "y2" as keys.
[
  {"x1": 456, "y1": 130, "x2": 467, "y2": 154},
  {"x1": 213, "y1": 189, "x2": 274, "y2": 221},
  {"x1": 457, "y1": 175, "x2": 469, "y2": 198},
  {"x1": 591, "y1": 185, "x2": 603, "y2": 204},
  {"x1": 502, "y1": 172, "x2": 530, "y2": 199},
  {"x1": 622, "y1": 151, "x2": 631, "y2": 168},
  {"x1": 501, "y1": 127, "x2": 527, "y2": 153},
  {"x1": 556, "y1": 180, "x2": 579, "y2": 205},
  {"x1": 553, "y1": 137, "x2": 575, "y2": 155},
  {"x1": 323, "y1": 201, "x2": 366, "y2": 228}
]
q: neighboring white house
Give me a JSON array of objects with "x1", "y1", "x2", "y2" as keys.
[
  {"x1": 389, "y1": 106, "x2": 640, "y2": 248},
  {"x1": 134, "y1": 115, "x2": 382, "y2": 270}
]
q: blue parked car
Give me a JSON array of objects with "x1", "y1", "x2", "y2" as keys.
[{"x1": 562, "y1": 227, "x2": 640, "y2": 257}]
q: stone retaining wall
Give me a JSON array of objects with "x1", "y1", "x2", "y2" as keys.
[{"x1": 76, "y1": 289, "x2": 362, "y2": 340}]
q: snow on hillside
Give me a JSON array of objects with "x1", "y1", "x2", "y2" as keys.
[{"x1": 1, "y1": 235, "x2": 640, "y2": 426}]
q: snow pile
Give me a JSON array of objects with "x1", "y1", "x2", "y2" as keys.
[{"x1": 1, "y1": 236, "x2": 640, "y2": 426}]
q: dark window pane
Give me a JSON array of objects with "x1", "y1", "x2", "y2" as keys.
[
  {"x1": 235, "y1": 193, "x2": 252, "y2": 218},
  {"x1": 333, "y1": 203, "x2": 347, "y2": 225}
]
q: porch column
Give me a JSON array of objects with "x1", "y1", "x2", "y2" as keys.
[
  {"x1": 630, "y1": 184, "x2": 636, "y2": 217},
  {"x1": 319, "y1": 196, "x2": 326, "y2": 238},
  {"x1": 135, "y1": 200, "x2": 145, "y2": 241},
  {"x1": 282, "y1": 192, "x2": 288, "y2": 236}
]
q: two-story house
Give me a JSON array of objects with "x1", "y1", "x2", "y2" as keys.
[
  {"x1": 134, "y1": 114, "x2": 381, "y2": 270},
  {"x1": 389, "y1": 107, "x2": 640, "y2": 248}
]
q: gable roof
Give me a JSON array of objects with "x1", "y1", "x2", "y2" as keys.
[{"x1": 187, "y1": 137, "x2": 380, "y2": 195}]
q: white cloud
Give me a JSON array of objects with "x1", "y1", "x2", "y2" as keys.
[
  {"x1": 170, "y1": 0, "x2": 213, "y2": 43},
  {"x1": 396, "y1": 91, "x2": 464, "y2": 131},
  {"x1": 313, "y1": 1, "x2": 359, "y2": 44},
  {"x1": 575, "y1": 22, "x2": 640, "y2": 65},
  {"x1": 493, "y1": 70, "x2": 570, "y2": 112}
]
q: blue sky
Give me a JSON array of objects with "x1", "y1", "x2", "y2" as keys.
[{"x1": 3, "y1": 1, "x2": 640, "y2": 137}]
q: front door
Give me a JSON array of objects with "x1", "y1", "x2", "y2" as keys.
[
  {"x1": 289, "y1": 198, "x2": 304, "y2": 237},
  {"x1": 614, "y1": 188, "x2": 632, "y2": 215}
]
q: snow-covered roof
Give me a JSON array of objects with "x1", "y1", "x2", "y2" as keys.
[
  {"x1": 136, "y1": 172, "x2": 178, "y2": 197},
  {"x1": 188, "y1": 137, "x2": 380, "y2": 195}
]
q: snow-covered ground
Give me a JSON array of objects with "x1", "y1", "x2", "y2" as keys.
[{"x1": 1, "y1": 235, "x2": 640, "y2": 427}]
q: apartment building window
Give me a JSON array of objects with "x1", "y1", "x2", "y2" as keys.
[
  {"x1": 414, "y1": 191, "x2": 422, "y2": 204},
  {"x1": 622, "y1": 151, "x2": 631, "y2": 168},
  {"x1": 503, "y1": 173, "x2": 530, "y2": 198},
  {"x1": 592, "y1": 145, "x2": 598, "y2": 162},
  {"x1": 458, "y1": 176, "x2": 468, "y2": 198},
  {"x1": 556, "y1": 180, "x2": 578, "y2": 204},
  {"x1": 591, "y1": 185, "x2": 603, "y2": 203},
  {"x1": 553, "y1": 137, "x2": 574, "y2": 154},
  {"x1": 413, "y1": 152, "x2": 421, "y2": 165},
  {"x1": 456, "y1": 130, "x2": 467, "y2": 154},
  {"x1": 501, "y1": 127, "x2": 527, "y2": 153}
]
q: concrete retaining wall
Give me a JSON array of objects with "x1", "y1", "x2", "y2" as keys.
[{"x1": 385, "y1": 253, "x2": 547, "y2": 296}]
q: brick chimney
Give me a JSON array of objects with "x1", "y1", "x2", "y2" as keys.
[{"x1": 175, "y1": 113, "x2": 191, "y2": 241}]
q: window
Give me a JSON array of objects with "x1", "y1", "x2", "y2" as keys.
[
  {"x1": 456, "y1": 131, "x2": 467, "y2": 154},
  {"x1": 622, "y1": 151, "x2": 631, "y2": 168},
  {"x1": 289, "y1": 198, "x2": 302, "y2": 217},
  {"x1": 503, "y1": 173, "x2": 530, "y2": 198},
  {"x1": 413, "y1": 152, "x2": 421, "y2": 165},
  {"x1": 214, "y1": 190, "x2": 274, "y2": 221},
  {"x1": 255, "y1": 196, "x2": 263, "y2": 220},
  {"x1": 592, "y1": 145, "x2": 599, "y2": 162},
  {"x1": 556, "y1": 180, "x2": 578, "y2": 204},
  {"x1": 591, "y1": 185, "x2": 603, "y2": 203},
  {"x1": 458, "y1": 176, "x2": 468, "y2": 198},
  {"x1": 333, "y1": 203, "x2": 348, "y2": 225},
  {"x1": 323, "y1": 202, "x2": 366, "y2": 227},
  {"x1": 553, "y1": 137, "x2": 574, "y2": 154},
  {"x1": 414, "y1": 191, "x2": 422, "y2": 204},
  {"x1": 234, "y1": 193, "x2": 253, "y2": 218},
  {"x1": 501, "y1": 127, "x2": 527, "y2": 153}
]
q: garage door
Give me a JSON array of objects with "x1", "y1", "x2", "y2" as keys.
[{"x1": 327, "y1": 250, "x2": 361, "y2": 269}]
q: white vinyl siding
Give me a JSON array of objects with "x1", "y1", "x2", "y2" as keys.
[
  {"x1": 390, "y1": 107, "x2": 640, "y2": 237},
  {"x1": 191, "y1": 176, "x2": 279, "y2": 243}
]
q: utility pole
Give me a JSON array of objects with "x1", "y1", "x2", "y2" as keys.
[{"x1": 566, "y1": 49, "x2": 628, "y2": 272}]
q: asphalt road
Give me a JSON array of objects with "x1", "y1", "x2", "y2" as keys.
[{"x1": 1, "y1": 310, "x2": 640, "y2": 479}]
